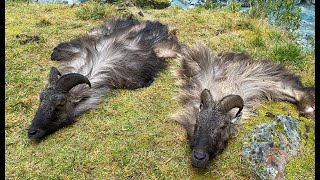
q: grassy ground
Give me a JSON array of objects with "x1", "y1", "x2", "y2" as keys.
[{"x1": 5, "y1": 1, "x2": 315, "y2": 179}]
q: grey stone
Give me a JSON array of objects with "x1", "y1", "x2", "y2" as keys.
[{"x1": 242, "y1": 115, "x2": 301, "y2": 179}]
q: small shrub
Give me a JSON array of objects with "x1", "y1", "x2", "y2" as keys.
[
  {"x1": 76, "y1": 1, "x2": 108, "y2": 20},
  {"x1": 248, "y1": 0, "x2": 301, "y2": 32},
  {"x1": 228, "y1": 0, "x2": 241, "y2": 13},
  {"x1": 268, "y1": 0, "x2": 301, "y2": 31},
  {"x1": 76, "y1": 1, "x2": 129, "y2": 20}
]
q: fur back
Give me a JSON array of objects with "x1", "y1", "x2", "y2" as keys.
[
  {"x1": 52, "y1": 18, "x2": 180, "y2": 115},
  {"x1": 174, "y1": 43, "x2": 306, "y2": 129}
]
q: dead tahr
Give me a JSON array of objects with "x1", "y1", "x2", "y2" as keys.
[
  {"x1": 28, "y1": 17, "x2": 180, "y2": 140},
  {"x1": 173, "y1": 43, "x2": 314, "y2": 168}
]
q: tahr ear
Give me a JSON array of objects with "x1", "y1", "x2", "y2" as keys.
[
  {"x1": 200, "y1": 89, "x2": 213, "y2": 108},
  {"x1": 48, "y1": 67, "x2": 61, "y2": 87}
]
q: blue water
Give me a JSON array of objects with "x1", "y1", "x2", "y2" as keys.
[
  {"x1": 296, "y1": 4, "x2": 315, "y2": 51},
  {"x1": 171, "y1": 0, "x2": 205, "y2": 9},
  {"x1": 171, "y1": 0, "x2": 315, "y2": 52}
]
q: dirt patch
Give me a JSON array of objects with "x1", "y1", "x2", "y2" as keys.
[{"x1": 16, "y1": 34, "x2": 40, "y2": 45}]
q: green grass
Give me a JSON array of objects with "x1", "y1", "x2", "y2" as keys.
[
  {"x1": 234, "y1": 19, "x2": 255, "y2": 31},
  {"x1": 36, "y1": 18, "x2": 52, "y2": 27},
  {"x1": 75, "y1": 1, "x2": 130, "y2": 20},
  {"x1": 272, "y1": 43, "x2": 305, "y2": 69},
  {"x1": 249, "y1": 35, "x2": 265, "y2": 48},
  {"x1": 5, "y1": 2, "x2": 315, "y2": 179},
  {"x1": 132, "y1": 0, "x2": 171, "y2": 9}
]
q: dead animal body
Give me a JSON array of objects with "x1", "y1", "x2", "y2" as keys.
[
  {"x1": 173, "y1": 43, "x2": 315, "y2": 168},
  {"x1": 28, "y1": 17, "x2": 180, "y2": 141}
]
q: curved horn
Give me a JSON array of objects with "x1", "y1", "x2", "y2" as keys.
[
  {"x1": 219, "y1": 95, "x2": 244, "y2": 116},
  {"x1": 55, "y1": 73, "x2": 91, "y2": 93},
  {"x1": 48, "y1": 67, "x2": 61, "y2": 86}
]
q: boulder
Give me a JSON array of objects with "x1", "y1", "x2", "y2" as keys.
[{"x1": 242, "y1": 115, "x2": 301, "y2": 179}]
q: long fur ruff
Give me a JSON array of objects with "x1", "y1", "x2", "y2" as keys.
[
  {"x1": 51, "y1": 17, "x2": 180, "y2": 116},
  {"x1": 173, "y1": 43, "x2": 310, "y2": 135}
]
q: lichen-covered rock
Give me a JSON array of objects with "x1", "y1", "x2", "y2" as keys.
[{"x1": 242, "y1": 115, "x2": 301, "y2": 180}]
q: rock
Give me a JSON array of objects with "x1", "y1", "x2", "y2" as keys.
[{"x1": 242, "y1": 115, "x2": 301, "y2": 179}]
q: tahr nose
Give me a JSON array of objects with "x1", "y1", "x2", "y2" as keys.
[
  {"x1": 28, "y1": 128, "x2": 38, "y2": 137},
  {"x1": 193, "y1": 150, "x2": 207, "y2": 161}
]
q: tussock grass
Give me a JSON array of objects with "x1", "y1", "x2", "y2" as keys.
[
  {"x1": 75, "y1": 1, "x2": 130, "y2": 20},
  {"x1": 36, "y1": 18, "x2": 52, "y2": 27},
  {"x1": 5, "y1": 2, "x2": 314, "y2": 179},
  {"x1": 249, "y1": 35, "x2": 265, "y2": 48},
  {"x1": 272, "y1": 43, "x2": 305, "y2": 69}
]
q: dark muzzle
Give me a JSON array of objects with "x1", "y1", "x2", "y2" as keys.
[
  {"x1": 28, "y1": 126, "x2": 46, "y2": 140},
  {"x1": 191, "y1": 149, "x2": 209, "y2": 168}
]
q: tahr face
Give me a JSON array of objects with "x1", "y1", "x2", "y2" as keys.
[
  {"x1": 190, "y1": 102, "x2": 231, "y2": 168},
  {"x1": 28, "y1": 88, "x2": 73, "y2": 140}
]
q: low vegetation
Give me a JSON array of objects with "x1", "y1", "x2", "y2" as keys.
[
  {"x1": 5, "y1": 1, "x2": 314, "y2": 179},
  {"x1": 131, "y1": 0, "x2": 171, "y2": 9}
]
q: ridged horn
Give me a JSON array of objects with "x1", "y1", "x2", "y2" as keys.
[
  {"x1": 55, "y1": 73, "x2": 91, "y2": 93},
  {"x1": 219, "y1": 95, "x2": 244, "y2": 116},
  {"x1": 48, "y1": 67, "x2": 61, "y2": 86}
]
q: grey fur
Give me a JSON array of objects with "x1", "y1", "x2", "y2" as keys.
[
  {"x1": 173, "y1": 43, "x2": 314, "y2": 167},
  {"x1": 28, "y1": 18, "x2": 180, "y2": 140}
]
